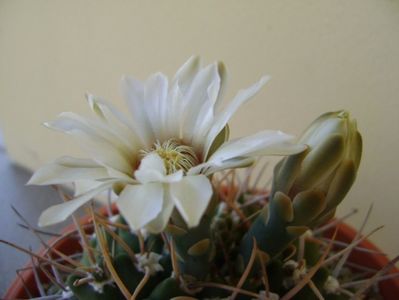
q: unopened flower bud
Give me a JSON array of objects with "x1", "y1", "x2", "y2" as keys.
[{"x1": 272, "y1": 110, "x2": 362, "y2": 226}]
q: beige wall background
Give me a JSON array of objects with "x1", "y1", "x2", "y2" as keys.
[{"x1": 1, "y1": 1, "x2": 399, "y2": 257}]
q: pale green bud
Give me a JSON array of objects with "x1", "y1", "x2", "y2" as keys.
[{"x1": 272, "y1": 110, "x2": 362, "y2": 226}]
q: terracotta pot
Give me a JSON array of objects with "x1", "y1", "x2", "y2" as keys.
[
  {"x1": 4, "y1": 216, "x2": 93, "y2": 300},
  {"x1": 4, "y1": 219, "x2": 399, "y2": 299},
  {"x1": 324, "y1": 223, "x2": 399, "y2": 300}
]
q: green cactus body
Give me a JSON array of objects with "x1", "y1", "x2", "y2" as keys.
[
  {"x1": 167, "y1": 193, "x2": 218, "y2": 280},
  {"x1": 68, "y1": 214, "x2": 174, "y2": 300},
  {"x1": 115, "y1": 216, "x2": 141, "y2": 254},
  {"x1": 145, "y1": 278, "x2": 187, "y2": 300},
  {"x1": 67, "y1": 274, "x2": 125, "y2": 300},
  {"x1": 170, "y1": 212, "x2": 215, "y2": 279}
]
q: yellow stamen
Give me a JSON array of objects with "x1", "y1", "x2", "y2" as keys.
[{"x1": 142, "y1": 139, "x2": 199, "y2": 174}]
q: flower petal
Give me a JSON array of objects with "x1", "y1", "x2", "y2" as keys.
[
  {"x1": 28, "y1": 156, "x2": 109, "y2": 185},
  {"x1": 189, "y1": 131, "x2": 305, "y2": 176},
  {"x1": 170, "y1": 175, "x2": 212, "y2": 228},
  {"x1": 134, "y1": 153, "x2": 166, "y2": 183},
  {"x1": 214, "y1": 61, "x2": 227, "y2": 111},
  {"x1": 164, "y1": 83, "x2": 184, "y2": 138},
  {"x1": 190, "y1": 63, "x2": 227, "y2": 150},
  {"x1": 38, "y1": 182, "x2": 114, "y2": 227},
  {"x1": 45, "y1": 113, "x2": 134, "y2": 175},
  {"x1": 188, "y1": 157, "x2": 255, "y2": 176},
  {"x1": 144, "y1": 73, "x2": 169, "y2": 141},
  {"x1": 208, "y1": 130, "x2": 306, "y2": 164},
  {"x1": 203, "y1": 75, "x2": 271, "y2": 158},
  {"x1": 135, "y1": 153, "x2": 183, "y2": 184},
  {"x1": 172, "y1": 56, "x2": 201, "y2": 95},
  {"x1": 181, "y1": 63, "x2": 220, "y2": 142},
  {"x1": 116, "y1": 183, "x2": 164, "y2": 230},
  {"x1": 86, "y1": 94, "x2": 142, "y2": 152},
  {"x1": 121, "y1": 75, "x2": 154, "y2": 147},
  {"x1": 145, "y1": 186, "x2": 175, "y2": 233},
  {"x1": 74, "y1": 180, "x2": 104, "y2": 196}
]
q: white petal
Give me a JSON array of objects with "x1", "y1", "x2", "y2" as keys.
[
  {"x1": 116, "y1": 183, "x2": 163, "y2": 230},
  {"x1": 121, "y1": 75, "x2": 154, "y2": 147},
  {"x1": 104, "y1": 167, "x2": 137, "y2": 183},
  {"x1": 214, "y1": 61, "x2": 228, "y2": 111},
  {"x1": 28, "y1": 156, "x2": 109, "y2": 185},
  {"x1": 162, "y1": 170, "x2": 184, "y2": 183},
  {"x1": 164, "y1": 83, "x2": 184, "y2": 138},
  {"x1": 53, "y1": 156, "x2": 101, "y2": 167},
  {"x1": 135, "y1": 153, "x2": 183, "y2": 184},
  {"x1": 144, "y1": 73, "x2": 169, "y2": 140},
  {"x1": 203, "y1": 76, "x2": 271, "y2": 158},
  {"x1": 74, "y1": 180, "x2": 104, "y2": 196},
  {"x1": 170, "y1": 175, "x2": 212, "y2": 228},
  {"x1": 86, "y1": 94, "x2": 143, "y2": 152},
  {"x1": 145, "y1": 186, "x2": 175, "y2": 233},
  {"x1": 208, "y1": 130, "x2": 306, "y2": 164},
  {"x1": 48, "y1": 112, "x2": 132, "y2": 154},
  {"x1": 188, "y1": 157, "x2": 255, "y2": 176},
  {"x1": 172, "y1": 56, "x2": 201, "y2": 95},
  {"x1": 190, "y1": 97, "x2": 216, "y2": 150},
  {"x1": 45, "y1": 113, "x2": 134, "y2": 175},
  {"x1": 181, "y1": 63, "x2": 220, "y2": 143},
  {"x1": 134, "y1": 153, "x2": 166, "y2": 183},
  {"x1": 38, "y1": 182, "x2": 114, "y2": 227},
  {"x1": 190, "y1": 69, "x2": 228, "y2": 151}
]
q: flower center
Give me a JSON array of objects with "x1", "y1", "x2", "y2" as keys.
[{"x1": 142, "y1": 139, "x2": 199, "y2": 174}]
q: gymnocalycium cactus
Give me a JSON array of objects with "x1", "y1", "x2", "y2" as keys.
[{"x1": 16, "y1": 57, "x2": 387, "y2": 300}]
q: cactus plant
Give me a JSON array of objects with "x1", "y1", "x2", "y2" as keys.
[{"x1": 3, "y1": 58, "x2": 399, "y2": 300}]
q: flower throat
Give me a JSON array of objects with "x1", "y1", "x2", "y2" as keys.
[{"x1": 142, "y1": 139, "x2": 199, "y2": 174}]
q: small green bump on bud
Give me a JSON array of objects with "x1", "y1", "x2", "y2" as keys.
[
  {"x1": 273, "y1": 192, "x2": 294, "y2": 222},
  {"x1": 286, "y1": 225, "x2": 309, "y2": 236},
  {"x1": 187, "y1": 238, "x2": 211, "y2": 256},
  {"x1": 292, "y1": 190, "x2": 326, "y2": 225},
  {"x1": 272, "y1": 149, "x2": 309, "y2": 195},
  {"x1": 296, "y1": 134, "x2": 345, "y2": 189}
]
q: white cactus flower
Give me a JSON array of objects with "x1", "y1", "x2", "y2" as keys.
[{"x1": 28, "y1": 56, "x2": 306, "y2": 232}]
